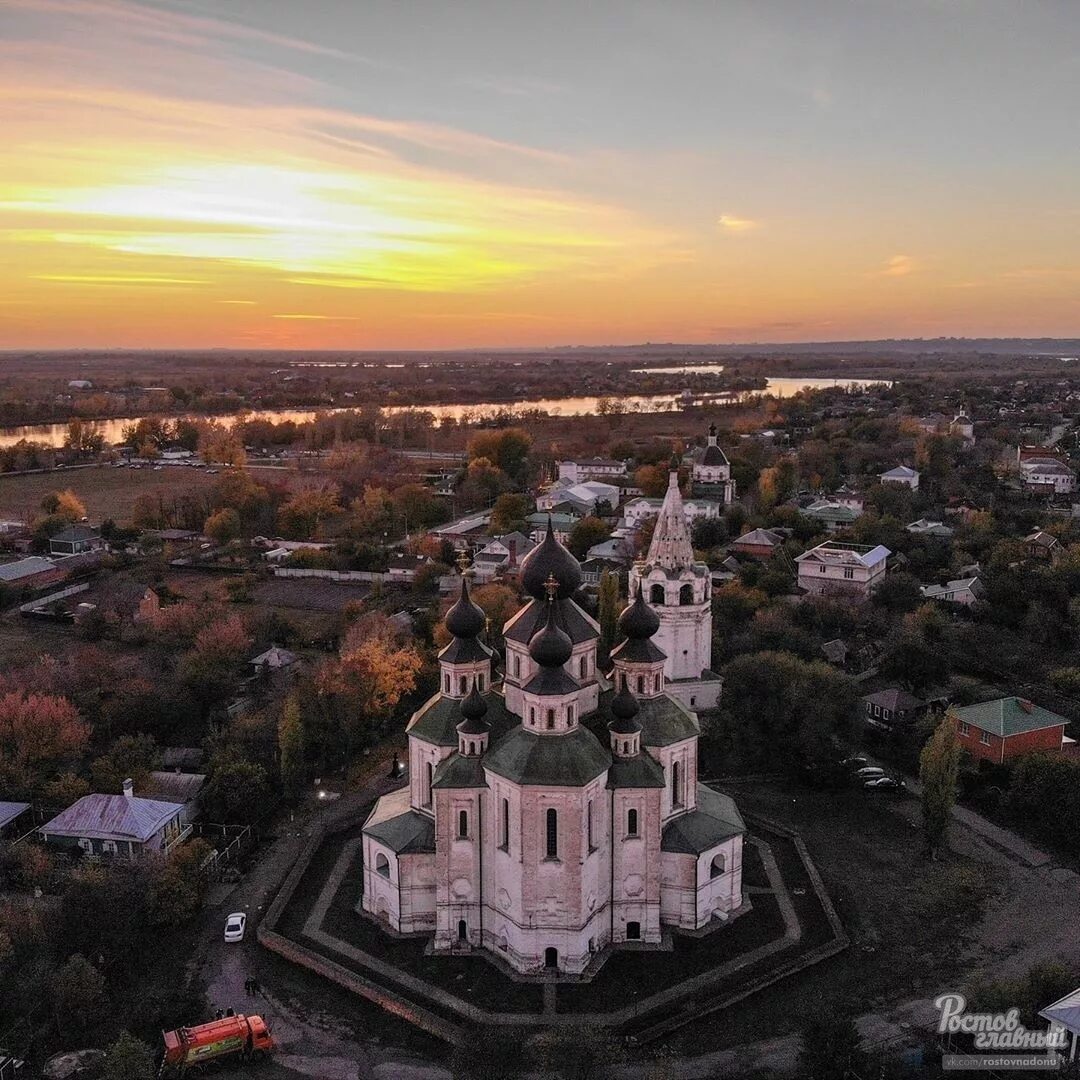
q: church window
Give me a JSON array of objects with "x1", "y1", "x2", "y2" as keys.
[
  {"x1": 654, "y1": 674, "x2": 661, "y2": 692},
  {"x1": 529, "y1": 706, "x2": 536, "y2": 726},
  {"x1": 626, "y1": 921, "x2": 641, "y2": 940},
  {"x1": 514, "y1": 654, "x2": 521, "y2": 677},
  {"x1": 621, "y1": 673, "x2": 628, "y2": 691},
  {"x1": 500, "y1": 798, "x2": 509, "y2": 850},
  {"x1": 425, "y1": 762, "x2": 433, "y2": 807},
  {"x1": 579, "y1": 656, "x2": 587, "y2": 678},
  {"x1": 444, "y1": 674, "x2": 450, "y2": 693},
  {"x1": 587, "y1": 801, "x2": 594, "y2": 850},
  {"x1": 478, "y1": 673, "x2": 485, "y2": 691},
  {"x1": 546, "y1": 709, "x2": 555, "y2": 730},
  {"x1": 637, "y1": 675, "x2": 644, "y2": 693},
  {"x1": 375, "y1": 852, "x2": 390, "y2": 878},
  {"x1": 546, "y1": 808, "x2": 558, "y2": 859},
  {"x1": 567, "y1": 704, "x2": 574, "y2": 727},
  {"x1": 650, "y1": 583, "x2": 665, "y2": 605},
  {"x1": 679, "y1": 583, "x2": 693, "y2": 605},
  {"x1": 627, "y1": 808, "x2": 638, "y2": 837},
  {"x1": 459, "y1": 676, "x2": 467, "y2": 694},
  {"x1": 458, "y1": 919, "x2": 468, "y2": 941},
  {"x1": 458, "y1": 810, "x2": 468, "y2": 839},
  {"x1": 711, "y1": 853, "x2": 726, "y2": 878},
  {"x1": 671, "y1": 760, "x2": 683, "y2": 808}
]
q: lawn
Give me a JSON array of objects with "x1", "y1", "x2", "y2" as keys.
[{"x1": 0, "y1": 464, "x2": 218, "y2": 523}]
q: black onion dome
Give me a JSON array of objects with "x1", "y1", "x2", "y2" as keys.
[
  {"x1": 445, "y1": 577, "x2": 486, "y2": 639},
  {"x1": 520, "y1": 518, "x2": 582, "y2": 600},
  {"x1": 457, "y1": 684, "x2": 490, "y2": 734},
  {"x1": 528, "y1": 601, "x2": 573, "y2": 668},
  {"x1": 618, "y1": 580, "x2": 660, "y2": 640},
  {"x1": 608, "y1": 685, "x2": 641, "y2": 734}
]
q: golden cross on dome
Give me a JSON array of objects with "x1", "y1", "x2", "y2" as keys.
[{"x1": 544, "y1": 573, "x2": 559, "y2": 602}]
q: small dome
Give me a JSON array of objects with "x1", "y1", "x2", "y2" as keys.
[
  {"x1": 445, "y1": 577, "x2": 486, "y2": 639},
  {"x1": 608, "y1": 685, "x2": 641, "y2": 734},
  {"x1": 618, "y1": 581, "x2": 660, "y2": 640},
  {"x1": 520, "y1": 518, "x2": 582, "y2": 600},
  {"x1": 457, "y1": 684, "x2": 490, "y2": 734},
  {"x1": 528, "y1": 601, "x2": 573, "y2": 668}
]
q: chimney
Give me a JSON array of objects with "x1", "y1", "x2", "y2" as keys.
[
  {"x1": 123, "y1": 777, "x2": 134, "y2": 799},
  {"x1": 508, "y1": 538, "x2": 517, "y2": 568}
]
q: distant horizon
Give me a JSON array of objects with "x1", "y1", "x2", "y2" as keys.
[{"x1": 3, "y1": 2, "x2": 1079, "y2": 348}]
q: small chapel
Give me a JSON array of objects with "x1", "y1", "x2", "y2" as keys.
[{"x1": 361, "y1": 454, "x2": 746, "y2": 977}]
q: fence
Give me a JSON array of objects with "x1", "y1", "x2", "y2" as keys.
[
  {"x1": 272, "y1": 567, "x2": 417, "y2": 583},
  {"x1": 17, "y1": 581, "x2": 90, "y2": 614}
]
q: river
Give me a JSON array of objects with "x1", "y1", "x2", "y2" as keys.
[{"x1": 0, "y1": 376, "x2": 887, "y2": 450}]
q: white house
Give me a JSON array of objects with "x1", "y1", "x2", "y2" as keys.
[
  {"x1": 556, "y1": 458, "x2": 627, "y2": 484},
  {"x1": 361, "y1": 521, "x2": 743, "y2": 977},
  {"x1": 879, "y1": 466, "x2": 920, "y2": 490},
  {"x1": 622, "y1": 496, "x2": 721, "y2": 529},
  {"x1": 1020, "y1": 457, "x2": 1077, "y2": 495},
  {"x1": 537, "y1": 479, "x2": 620, "y2": 516},
  {"x1": 921, "y1": 576, "x2": 984, "y2": 606},
  {"x1": 795, "y1": 541, "x2": 890, "y2": 598},
  {"x1": 906, "y1": 519, "x2": 954, "y2": 538}
]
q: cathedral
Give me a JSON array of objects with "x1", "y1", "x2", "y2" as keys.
[{"x1": 361, "y1": 461, "x2": 745, "y2": 977}]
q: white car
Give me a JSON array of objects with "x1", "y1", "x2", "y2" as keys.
[
  {"x1": 224, "y1": 912, "x2": 247, "y2": 942},
  {"x1": 855, "y1": 766, "x2": 885, "y2": 780}
]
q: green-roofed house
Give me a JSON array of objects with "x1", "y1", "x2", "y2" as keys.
[
  {"x1": 361, "y1": 521, "x2": 745, "y2": 979},
  {"x1": 951, "y1": 697, "x2": 1074, "y2": 764}
]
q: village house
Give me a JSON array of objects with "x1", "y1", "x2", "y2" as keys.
[
  {"x1": 951, "y1": 697, "x2": 1074, "y2": 764},
  {"x1": 250, "y1": 645, "x2": 299, "y2": 679},
  {"x1": 621, "y1": 495, "x2": 721, "y2": 529},
  {"x1": 879, "y1": 465, "x2": 920, "y2": 490},
  {"x1": 906, "y1": 519, "x2": 954, "y2": 538},
  {"x1": 1023, "y1": 529, "x2": 1062, "y2": 561},
  {"x1": 862, "y1": 688, "x2": 928, "y2": 730},
  {"x1": 1018, "y1": 449, "x2": 1077, "y2": 495},
  {"x1": 49, "y1": 524, "x2": 104, "y2": 557},
  {"x1": 537, "y1": 478, "x2": 620, "y2": 516},
  {"x1": 921, "y1": 576, "x2": 984, "y2": 606},
  {"x1": 136, "y1": 771, "x2": 207, "y2": 824},
  {"x1": 471, "y1": 532, "x2": 536, "y2": 581},
  {"x1": 0, "y1": 801, "x2": 31, "y2": 840},
  {"x1": 556, "y1": 457, "x2": 627, "y2": 484},
  {"x1": 795, "y1": 540, "x2": 890, "y2": 598},
  {"x1": 39, "y1": 780, "x2": 190, "y2": 859},
  {"x1": 0, "y1": 556, "x2": 66, "y2": 591},
  {"x1": 801, "y1": 500, "x2": 862, "y2": 532},
  {"x1": 729, "y1": 528, "x2": 785, "y2": 560}
]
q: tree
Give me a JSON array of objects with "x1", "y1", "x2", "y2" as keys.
[
  {"x1": 490, "y1": 493, "x2": 531, "y2": 534},
  {"x1": 197, "y1": 422, "x2": 247, "y2": 467},
  {"x1": 634, "y1": 464, "x2": 668, "y2": 498},
  {"x1": 598, "y1": 570, "x2": 621, "y2": 651},
  {"x1": 471, "y1": 584, "x2": 517, "y2": 648},
  {"x1": 919, "y1": 714, "x2": 961, "y2": 859},
  {"x1": 101, "y1": 1032, "x2": 156, "y2": 1080},
  {"x1": 879, "y1": 603, "x2": 953, "y2": 694},
  {"x1": 40, "y1": 488, "x2": 87, "y2": 522},
  {"x1": 149, "y1": 839, "x2": 212, "y2": 925},
  {"x1": 201, "y1": 758, "x2": 272, "y2": 824},
  {"x1": 278, "y1": 694, "x2": 306, "y2": 799},
  {"x1": 90, "y1": 734, "x2": 160, "y2": 793},
  {"x1": 872, "y1": 570, "x2": 923, "y2": 613},
  {"x1": 277, "y1": 486, "x2": 342, "y2": 540},
  {"x1": 53, "y1": 954, "x2": 106, "y2": 1034},
  {"x1": 466, "y1": 428, "x2": 532, "y2": 482},
  {"x1": 204, "y1": 507, "x2": 241, "y2": 545},
  {"x1": 567, "y1": 516, "x2": 611, "y2": 559},
  {"x1": 0, "y1": 692, "x2": 89, "y2": 794},
  {"x1": 796, "y1": 1014, "x2": 865, "y2": 1080}
]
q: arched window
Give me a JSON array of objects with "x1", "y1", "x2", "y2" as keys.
[
  {"x1": 627, "y1": 807, "x2": 638, "y2": 836},
  {"x1": 654, "y1": 674, "x2": 661, "y2": 692},
  {"x1": 477, "y1": 673, "x2": 485, "y2": 691},
  {"x1": 650, "y1": 583, "x2": 665, "y2": 605},
  {"x1": 458, "y1": 810, "x2": 468, "y2": 839},
  {"x1": 546, "y1": 709, "x2": 555, "y2": 730},
  {"x1": 711, "y1": 853, "x2": 726, "y2": 878},
  {"x1": 459, "y1": 675, "x2": 467, "y2": 694},
  {"x1": 425, "y1": 762, "x2": 433, "y2": 806},
  {"x1": 546, "y1": 808, "x2": 558, "y2": 859},
  {"x1": 679, "y1": 583, "x2": 694, "y2": 606},
  {"x1": 567, "y1": 704, "x2": 575, "y2": 727},
  {"x1": 586, "y1": 800, "x2": 594, "y2": 850},
  {"x1": 458, "y1": 919, "x2": 468, "y2": 941},
  {"x1": 444, "y1": 673, "x2": 450, "y2": 693},
  {"x1": 529, "y1": 706, "x2": 536, "y2": 726},
  {"x1": 375, "y1": 852, "x2": 390, "y2": 877},
  {"x1": 621, "y1": 672, "x2": 628, "y2": 691},
  {"x1": 500, "y1": 797, "x2": 509, "y2": 850},
  {"x1": 514, "y1": 654, "x2": 521, "y2": 677},
  {"x1": 579, "y1": 656, "x2": 588, "y2": 678},
  {"x1": 671, "y1": 760, "x2": 682, "y2": 808},
  {"x1": 637, "y1": 675, "x2": 645, "y2": 693}
]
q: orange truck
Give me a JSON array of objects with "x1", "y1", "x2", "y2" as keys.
[{"x1": 159, "y1": 1014, "x2": 274, "y2": 1076}]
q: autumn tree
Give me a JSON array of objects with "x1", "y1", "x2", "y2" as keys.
[
  {"x1": 278, "y1": 693, "x2": 306, "y2": 799},
  {"x1": 150, "y1": 838, "x2": 213, "y2": 924},
  {"x1": 0, "y1": 692, "x2": 89, "y2": 795},
  {"x1": 277, "y1": 485, "x2": 342, "y2": 539},
  {"x1": 41, "y1": 488, "x2": 87, "y2": 522},
  {"x1": 567, "y1": 516, "x2": 611, "y2": 559},
  {"x1": 204, "y1": 507, "x2": 241, "y2": 545},
  {"x1": 919, "y1": 714, "x2": 961, "y2": 859},
  {"x1": 90, "y1": 734, "x2": 160, "y2": 794},
  {"x1": 634, "y1": 464, "x2": 669, "y2": 498},
  {"x1": 197, "y1": 422, "x2": 247, "y2": 467},
  {"x1": 598, "y1": 570, "x2": 621, "y2": 651},
  {"x1": 466, "y1": 428, "x2": 532, "y2": 482},
  {"x1": 201, "y1": 758, "x2": 273, "y2": 824},
  {"x1": 490, "y1": 493, "x2": 531, "y2": 534}
]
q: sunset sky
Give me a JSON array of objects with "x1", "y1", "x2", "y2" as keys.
[{"x1": 2, "y1": 0, "x2": 1079, "y2": 349}]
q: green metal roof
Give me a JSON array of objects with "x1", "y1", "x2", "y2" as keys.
[
  {"x1": 503, "y1": 597, "x2": 599, "y2": 646},
  {"x1": 634, "y1": 694, "x2": 700, "y2": 747},
  {"x1": 951, "y1": 697, "x2": 1068, "y2": 738},
  {"x1": 432, "y1": 755, "x2": 488, "y2": 790},
  {"x1": 483, "y1": 725, "x2": 611, "y2": 787},
  {"x1": 607, "y1": 754, "x2": 666, "y2": 789},
  {"x1": 364, "y1": 807, "x2": 435, "y2": 854},
  {"x1": 407, "y1": 690, "x2": 516, "y2": 748},
  {"x1": 661, "y1": 786, "x2": 745, "y2": 855}
]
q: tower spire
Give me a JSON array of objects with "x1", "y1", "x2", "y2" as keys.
[{"x1": 646, "y1": 456, "x2": 695, "y2": 570}]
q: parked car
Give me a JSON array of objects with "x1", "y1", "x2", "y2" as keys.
[
  {"x1": 224, "y1": 912, "x2": 246, "y2": 942},
  {"x1": 841, "y1": 756, "x2": 869, "y2": 770},
  {"x1": 864, "y1": 776, "x2": 905, "y2": 791},
  {"x1": 855, "y1": 766, "x2": 885, "y2": 780}
]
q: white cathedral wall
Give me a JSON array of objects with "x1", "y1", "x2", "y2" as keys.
[
  {"x1": 649, "y1": 738, "x2": 699, "y2": 821},
  {"x1": 664, "y1": 677, "x2": 722, "y2": 711},
  {"x1": 362, "y1": 839, "x2": 437, "y2": 933},
  {"x1": 503, "y1": 639, "x2": 599, "y2": 719},
  {"x1": 654, "y1": 603, "x2": 713, "y2": 682},
  {"x1": 409, "y1": 733, "x2": 453, "y2": 812},
  {"x1": 433, "y1": 786, "x2": 484, "y2": 948},
  {"x1": 659, "y1": 834, "x2": 744, "y2": 930},
  {"x1": 609, "y1": 787, "x2": 663, "y2": 943}
]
